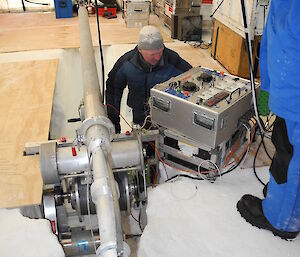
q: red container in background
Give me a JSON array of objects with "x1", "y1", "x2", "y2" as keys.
[{"x1": 98, "y1": 7, "x2": 117, "y2": 16}]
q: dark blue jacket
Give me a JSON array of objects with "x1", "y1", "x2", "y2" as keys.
[{"x1": 105, "y1": 46, "x2": 192, "y2": 132}]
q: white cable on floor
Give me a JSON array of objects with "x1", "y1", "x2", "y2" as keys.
[{"x1": 197, "y1": 160, "x2": 221, "y2": 180}]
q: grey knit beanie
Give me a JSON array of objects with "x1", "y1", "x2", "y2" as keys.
[{"x1": 138, "y1": 26, "x2": 164, "y2": 50}]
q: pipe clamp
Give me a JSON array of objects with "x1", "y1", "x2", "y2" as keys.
[
  {"x1": 96, "y1": 241, "x2": 117, "y2": 256},
  {"x1": 91, "y1": 178, "x2": 113, "y2": 202}
]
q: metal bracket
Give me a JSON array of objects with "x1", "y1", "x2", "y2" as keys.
[
  {"x1": 96, "y1": 241, "x2": 117, "y2": 256},
  {"x1": 40, "y1": 142, "x2": 60, "y2": 185}
]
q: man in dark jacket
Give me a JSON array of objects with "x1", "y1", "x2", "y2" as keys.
[{"x1": 105, "y1": 25, "x2": 192, "y2": 133}]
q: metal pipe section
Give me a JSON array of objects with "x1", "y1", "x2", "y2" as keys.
[
  {"x1": 61, "y1": 230, "x2": 100, "y2": 256},
  {"x1": 110, "y1": 140, "x2": 142, "y2": 169},
  {"x1": 57, "y1": 146, "x2": 89, "y2": 174},
  {"x1": 78, "y1": 6, "x2": 124, "y2": 257},
  {"x1": 56, "y1": 139, "x2": 142, "y2": 173},
  {"x1": 90, "y1": 150, "x2": 118, "y2": 257},
  {"x1": 40, "y1": 139, "x2": 142, "y2": 185},
  {"x1": 78, "y1": 6, "x2": 105, "y2": 119}
]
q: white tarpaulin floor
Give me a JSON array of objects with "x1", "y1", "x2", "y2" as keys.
[
  {"x1": 0, "y1": 208, "x2": 65, "y2": 257},
  {"x1": 138, "y1": 166, "x2": 300, "y2": 257}
]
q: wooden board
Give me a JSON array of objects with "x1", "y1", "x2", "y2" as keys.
[
  {"x1": 0, "y1": 12, "x2": 172, "y2": 53},
  {"x1": 211, "y1": 19, "x2": 260, "y2": 78},
  {"x1": 166, "y1": 43, "x2": 225, "y2": 71},
  {"x1": 0, "y1": 59, "x2": 58, "y2": 208}
]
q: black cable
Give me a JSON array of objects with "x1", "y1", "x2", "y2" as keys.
[
  {"x1": 166, "y1": 125, "x2": 251, "y2": 181},
  {"x1": 94, "y1": 0, "x2": 105, "y2": 103},
  {"x1": 219, "y1": 122, "x2": 256, "y2": 177},
  {"x1": 252, "y1": 115, "x2": 273, "y2": 160},
  {"x1": 261, "y1": 136, "x2": 272, "y2": 160},
  {"x1": 125, "y1": 234, "x2": 142, "y2": 239},
  {"x1": 138, "y1": 208, "x2": 144, "y2": 233},
  {"x1": 265, "y1": 117, "x2": 275, "y2": 132},
  {"x1": 22, "y1": 0, "x2": 26, "y2": 11},
  {"x1": 219, "y1": 144, "x2": 249, "y2": 177},
  {"x1": 166, "y1": 174, "x2": 204, "y2": 183},
  {"x1": 260, "y1": 114, "x2": 274, "y2": 161},
  {"x1": 210, "y1": 0, "x2": 225, "y2": 18},
  {"x1": 165, "y1": 121, "x2": 255, "y2": 181},
  {"x1": 253, "y1": 135, "x2": 267, "y2": 186},
  {"x1": 165, "y1": 148, "x2": 247, "y2": 181},
  {"x1": 24, "y1": 0, "x2": 49, "y2": 5}
]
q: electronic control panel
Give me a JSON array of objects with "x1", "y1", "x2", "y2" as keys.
[{"x1": 150, "y1": 66, "x2": 259, "y2": 148}]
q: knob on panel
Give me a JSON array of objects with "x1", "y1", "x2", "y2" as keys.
[
  {"x1": 197, "y1": 72, "x2": 213, "y2": 83},
  {"x1": 182, "y1": 81, "x2": 197, "y2": 91}
]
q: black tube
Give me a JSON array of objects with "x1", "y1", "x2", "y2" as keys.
[
  {"x1": 253, "y1": 41, "x2": 260, "y2": 77},
  {"x1": 67, "y1": 118, "x2": 81, "y2": 123},
  {"x1": 24, "y1": 0, "x2": 50, "y2": 5},
  {"x1": 94, "y1": 0, "x2": 106, "y2": 104},
  {"x1": 22, "y1": 0, "x2": 26, "y2": 11},
  {"x1": 253, "y1": 136, "x2": 267, "y2": 186},
  {"x1": 240, "y1": 0, "x2": 254, "y2": 76},
  {"x1": 210, "y1": 0, "x2": 225, "y2": 18}
]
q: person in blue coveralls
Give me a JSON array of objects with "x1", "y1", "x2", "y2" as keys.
[
  {"x1": 237, "y1": 0, "x2": 300, "y2": 240},
  {"x1": 105, "y1": 25, "x2": 192, "y2": 133}
]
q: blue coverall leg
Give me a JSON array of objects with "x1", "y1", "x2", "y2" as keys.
[
  {"x1": 263, "y1": 119, "x2": 300, "y2": 232},
  {"x1": 237, "y1": 0, "x2": 300, "y2": 236}
]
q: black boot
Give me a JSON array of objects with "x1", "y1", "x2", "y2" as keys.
[{"x1": 237, "y1": 194, "x2": 299, "y2": 240}]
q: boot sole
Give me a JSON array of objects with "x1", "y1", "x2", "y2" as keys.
[{"x1": 237, "y1": 199, "x2": 298, "y2": 241}]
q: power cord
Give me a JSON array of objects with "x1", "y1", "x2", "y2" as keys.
[
  {"x1": 210, "y1": 0, "x2": 225, "y2": 17},
  {"x1": 166, "y1": 174, "x2": 204, "y2": 183},
  {"x1": 138, "y1": 208, "x2": 144, "y2": 233},
  {"x1": 125, "y1": 234, "x2": 142, "y2": 239},
  {"x1": 24, "y1": 0, "x2": 49, "y2": 5},
  {"x1": 94, "y1": 0, "x2": 106, "y2": 103},
  {"x1": 253, "y1": 134, "x2": 267, "y2": 186}
]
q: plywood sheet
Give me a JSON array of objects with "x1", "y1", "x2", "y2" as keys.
[
  {"x1": 0, "y1": 12, "x2": 172, "y2": 53},
  {"x1": 211, "y1": 19, "x2": 260, "y2": 78},
  {"x1": 0, "y1": 59, "x2": 58, "y2": 208},
  {"x1": 211, "y1": 19, "x2": 243, "y2": 75},
  {"x1": 167, "y1": 43, "x2": 225, "y2": 71}
]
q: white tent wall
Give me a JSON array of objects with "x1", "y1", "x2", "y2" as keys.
[{"x1": 0, "y1": 0, "x2": 54, "y2": 13}]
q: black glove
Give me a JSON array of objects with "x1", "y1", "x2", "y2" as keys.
[{"x1": 114, "y1": 121, "x2": 121, "y2": 134}]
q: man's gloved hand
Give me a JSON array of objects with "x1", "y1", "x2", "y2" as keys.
[
  {"x1": 109, "y1": 116, "x2": 121, "y2": 133},
  {"x1": 107, "y1": 111, "x2": 121, "y2": 134},
  {"x1": 114, "y1": 122, "x2": 121, "y2": 134}
]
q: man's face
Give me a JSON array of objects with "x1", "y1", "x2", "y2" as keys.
[{"x1": 138, "y1": 46, "x2": 164, "y2": 66}]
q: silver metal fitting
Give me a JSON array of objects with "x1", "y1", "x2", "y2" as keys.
[
  {"x1": 78, "y1": 116, "x2": 115, "y2": 153},
  {"x1": 40, "y1": 142, "x2": 60, "y2": 184},
  {"x1": 96, "y1": 241, "x2": 117, "y2": 257},
  {"x1": 79, "y1": 116, "x2": 115, "y2": 140}
]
